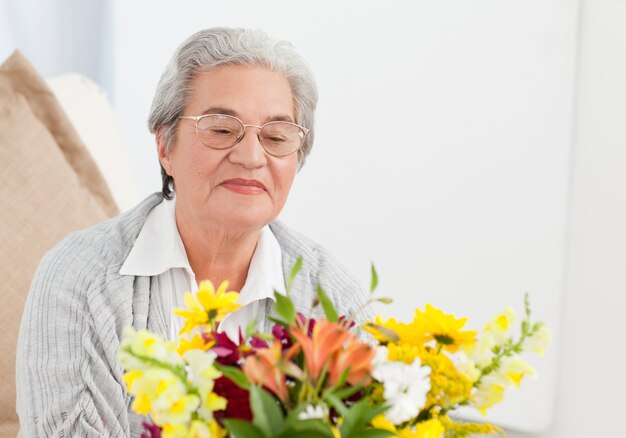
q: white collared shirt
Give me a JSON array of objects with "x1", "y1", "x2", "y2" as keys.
[{"x1": 119, "y1": 196, "x2": 284, "y2": 342}]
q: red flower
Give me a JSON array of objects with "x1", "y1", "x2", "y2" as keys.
[
  {"x1": 140, "y1": 422, "x2": 162, "y2": 438},
  {"x1": 213, "y1": 375, "x2": 252, "y2": 421}
]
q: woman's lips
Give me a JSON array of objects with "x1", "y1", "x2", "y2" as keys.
[{"x1": 220, "y1": 178, "x2": 267, "y2": 195}]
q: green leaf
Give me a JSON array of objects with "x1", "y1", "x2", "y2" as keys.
[
  {"x1": 287, "y1": 256, "x2": 303, "y2": 293},
  {"x1": 281, "y1": 419, "x2": 334, "y2": 438},
  {"x1": 269, "y1": 316, "x2": 290, "y2": 328},
  {"x1": 323, "y1": 392, "x2": 348, "y2": 417},
  {"x1": 250, "y1": 385, "x2": 285, "y2": 437},
  {"x1": 370, "y1": 262, "x2": 379, "y2": 294},
  {"x1": 331, "y1": 383, "x2": 363, "y2": 401},
  {"x1": 223, "y1": 419, "x2": 266, "y2": 438},
  {"x1": 376, "y1": 297, "x2": 393, "y2": 304},
  {"x1": 244, "y1": 320, "x2": 258, "y2": 339},
  {"x1": 334, "y1": 367, "x2": 351, "y2": 389},
  {"x1": 355, "y1": 429, "x2": 396, "y2": 438},
  {"x1": 317, "y1": 284, "x2": 339, "y2": 323},
  {"x1": 214, "y1": 363, "x2": 250, "y2": 390},
  {"x1": 340, "y1": 400, "x2": 389, "y2": 438},
  {"x1": 274, "y1": 290, "x2": 296, "y2": 324},
  {"x1": 253, "y1": 332, "x2": 275, "y2": 341}
]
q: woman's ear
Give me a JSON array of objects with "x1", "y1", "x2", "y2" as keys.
[{"x1": 156, "y1": 127, "x2": 173, "y2": 176}]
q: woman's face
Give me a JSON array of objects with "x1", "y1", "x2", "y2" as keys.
[{"x1": 158, "y1": 65, "x2": 299, "y2": 234}]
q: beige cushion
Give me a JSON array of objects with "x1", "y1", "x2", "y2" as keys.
[
  {"x1": 46, "y1": 74, "x2": 139, "y2": 211},
  {"x1": 0, "y1": 51, "x2": 118, "y2": 427}
]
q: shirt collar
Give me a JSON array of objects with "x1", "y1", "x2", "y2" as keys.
[
  {"x1": 119, "y1": 196, "x2": 191, "y2": 277},
  {"x1": 119, "y1": 197, "x2": 282, "y2": 303}
]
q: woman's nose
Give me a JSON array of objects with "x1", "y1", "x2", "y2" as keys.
[{"x1": 228, "y1": 127, "x2": 267, "y2": 168}]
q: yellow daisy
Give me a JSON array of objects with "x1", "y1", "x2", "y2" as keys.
[
  {"x1": 173, "y1": 280, "x2": 240, "y2": 335},
  {"x1": 414, "y1": 304, "x2": 476, "y2": 353},
  {"x1": 364, "y1": 316, "x2": 429, "y2": 346},
  {"x1": 176, "y1": 333, "x2": 214, "y2": 355}
]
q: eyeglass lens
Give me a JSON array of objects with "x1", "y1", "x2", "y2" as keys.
[{"x1": 196, "y1": 114, "x2": 305, "y2": 156}]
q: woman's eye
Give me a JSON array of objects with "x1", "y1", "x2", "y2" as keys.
[
  {"x1": 210, "y1": 128, "x2": 235, "y2": 135},
  {"x1": 267, "y1": 136, "x2": 286, "y2": 143}
]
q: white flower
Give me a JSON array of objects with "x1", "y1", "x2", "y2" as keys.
[
  {"x1": 298, "y1": 403, "x2": 329, "y2": 420},
  {"x1": 454, "y1": 351, "x2": 480, "y2": 382},
  {"x1": 372, "y1": 352, "x2": 431, "y2": 424},
  {"x1": 183, "y1": 349, "x2": 223, "y2": 422},
  {"x1": 467, "y1": 332, "x2": 496, "y2": 368},
  {"x1": 523, "y1": 324, "x2": 552, "y2": 356},
  {"x1": 372, "y1": 345, "x2": 389, "y2": 369}
]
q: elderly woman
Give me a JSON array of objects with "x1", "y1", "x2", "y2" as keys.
[{"x1": 16, "y1": 28, "x2": 372, "y2": 437}]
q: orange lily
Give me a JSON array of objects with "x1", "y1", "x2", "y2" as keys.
[
  {"x1": 329, "y1": 338, "x2": 375, "y2": 386},
  {"x1": 291, "y1": 319, "x2": 353, "y2": 385},
  {"x1": 242, "y1": 339, "x2": 288, "y2": 403}
]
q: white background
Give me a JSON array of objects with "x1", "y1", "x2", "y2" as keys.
[{"x1": 3, "y1": 0, "x2": 626, "y2": 436}]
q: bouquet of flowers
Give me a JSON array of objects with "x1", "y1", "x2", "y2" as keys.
[{"x1": 118, "y1": 259, "x2": 550, "y2": 438}]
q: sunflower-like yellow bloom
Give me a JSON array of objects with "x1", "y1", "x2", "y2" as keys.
[
  {"x1": 364, "y1": 316, "x2": 429, "y2": 346},
  {"x1": 413, "y1": 304, "x2": 476, "y2": 353},
  {"x1": 173, "y1": 280, "x2": 241, "y2": 335}
]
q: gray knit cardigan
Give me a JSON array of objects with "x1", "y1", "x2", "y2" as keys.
[{"x1": 16, "y1": 193, "x2": 372, "y2": 437}]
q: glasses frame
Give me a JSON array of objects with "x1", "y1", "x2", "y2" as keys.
[{"x1": 178, "y1": 113, "x2": 309, "y2": 157}]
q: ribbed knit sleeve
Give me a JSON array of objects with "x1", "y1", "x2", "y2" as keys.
[
  {"x1": 16, "y1": 232, "x2": 131, "y2": 437},
  {"x1": 15, "y1": 194, "x2": 163, "y2": 438}
]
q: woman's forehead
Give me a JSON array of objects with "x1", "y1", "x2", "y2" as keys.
[{"x1": 186, "y1": 65, "x2": 295, "y2": 120}]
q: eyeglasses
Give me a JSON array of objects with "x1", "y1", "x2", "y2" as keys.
[{"x1": 178, "y1": 113, "x2": 309, "y2": 157}]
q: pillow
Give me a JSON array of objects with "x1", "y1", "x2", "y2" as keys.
[
  {"x1": 46, "y1": 73, "x2": 139, "y2": 211},
  {"x1": 0, "y1": 51, "x2": 118, "y2": 432}
]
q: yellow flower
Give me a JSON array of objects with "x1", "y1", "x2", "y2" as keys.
[
  {"x1": 161, "y1": 422, "x2": 188, "y2": 438},
  {"x1": 471, "y1": 377, "x2": 506, "y2": 415},
  {"x1": 207, "y1": 419, "x2": 227, "y2": 438},
  {"x1": 419, "y1": 348, "x2": 473, "y2": 409},
  {"x1": 182, "y1": 350, "x2": 224, "y2": 422},
  {"x1": 173, "y1": 280, "x2": 241, "y2": 335},
  {"x1": 484, "y1": 307, "x2": 516, "y2": 345},
  {"x1": 439, "y1": 415, "x2": 503, "y2": 436},
  {"x1": 177, "y1": 334, "x2": 214, "y2": 355},
  {"x1": 414, "y1": 304, "x2": 476, "y2": 353},
  {"x1": 123, "y1": 370, "x2": 143, "y2": 392},
  {"x1": 205, "y1": 392, "x2": 227, "y2": 412},
  {"x1": 387, "y1": 342, "x2": 423, "y2": 364},
  {"x1": 524, "y1": 324, "x2": 552, "y2": 356},
  {"x1": 371, "y1": 414, "x2": 396, "y2": 432},
  {"x1": 126, "y1": 368, "x2": 195, "y2": 425},
  {"x1": 364, "y1": 316, "x2": 429, "y2": 346},
  {"x1": 412, "y1": 419, "x2": 445, "y2": 438},
  {"x1": 499, "y1": 356, "x2": 536, "y2": 388},
  {"x1": 119, "y1": 327, "x2": 183, "y2": 368},
  {"x1": 463, "y1": 332, "x2": 496, "y2": 368},
  {"x1": 373, "y1": 417, "x2": 445, "y2": 438}
]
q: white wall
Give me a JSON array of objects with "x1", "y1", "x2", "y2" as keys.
[
  {"x1": 0, "y1": 0, "x2": 113, "y2": 88},
  {"x1": 507, "y1": 0, "x2": 626, "y2": 436}
]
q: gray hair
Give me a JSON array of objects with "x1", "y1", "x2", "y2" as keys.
[{"x1": 148, "y1": 27, "x2": 318, "y2": 198}]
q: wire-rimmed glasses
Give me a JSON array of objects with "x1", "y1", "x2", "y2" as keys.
[{"x1": 178, "y1": 113, "x2": 309, "y2": 157}]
